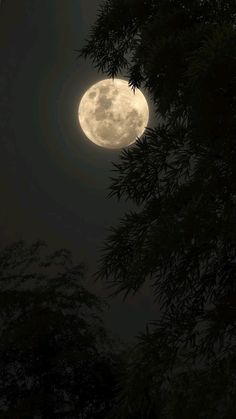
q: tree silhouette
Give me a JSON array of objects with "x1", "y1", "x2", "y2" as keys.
[
  {"x1": 79, "y1": 0, "x2": 236, "y2": 417},
  {"x1": 0, "y1": 241, "x2": 117, "y2": 418}
]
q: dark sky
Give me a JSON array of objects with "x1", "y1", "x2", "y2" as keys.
[{"x1": 0, "y1": 0, "x2": 157, "y2": 340}]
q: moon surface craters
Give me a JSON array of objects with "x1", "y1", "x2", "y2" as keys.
[{"x1": 78, "y1": 79, "x2": 149, "y2": 149}]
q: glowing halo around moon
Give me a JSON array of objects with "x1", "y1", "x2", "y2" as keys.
[{"x1": 78, "y1": 79, "x2": 149, "y2": 149}]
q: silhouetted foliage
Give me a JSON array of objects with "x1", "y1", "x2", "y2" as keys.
[
  {"x1": 80, "y1": 0, "x2": 236, "y2": 417},
  {"x1": 0, "y1": 241, "x2": 117, "y2": 418},
  {"x1": 109, "y1": 330, "x2": 236, "y2": 419}
]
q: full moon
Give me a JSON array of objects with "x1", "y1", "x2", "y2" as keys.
[{"x1": 78, "y1": 79, "x2": 149, "y2": 149}]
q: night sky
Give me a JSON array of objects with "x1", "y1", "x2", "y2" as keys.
[{"x1": 0, "y1": 0, "x2": 156, "y2": 340}]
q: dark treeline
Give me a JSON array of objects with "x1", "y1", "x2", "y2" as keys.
[
  {"x1": 1, "y1": 0, "x2": 236, "y2": 418},
  {"x1": 0, "y1": 241, "x2": 119, "y2": 418}
]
